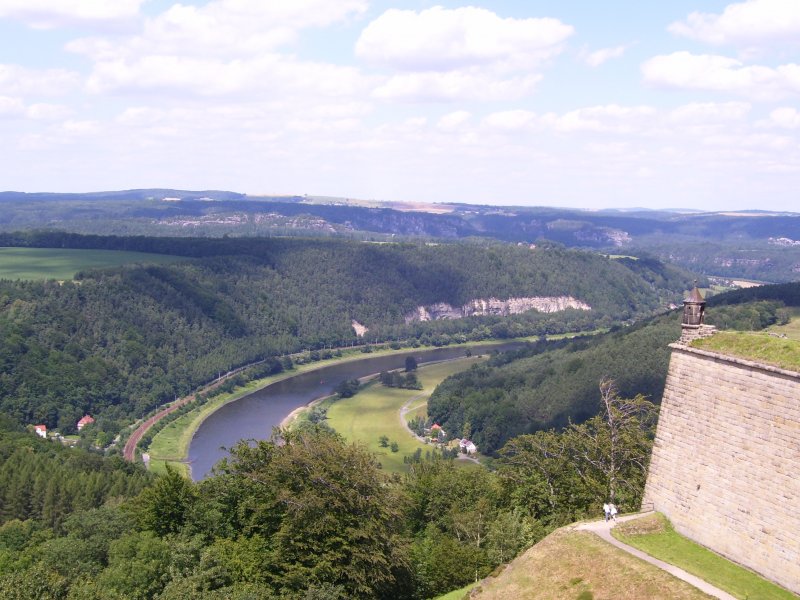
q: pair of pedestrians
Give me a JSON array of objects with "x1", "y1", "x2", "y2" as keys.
[{"x1": 603, "y1": 502, "x2": 618, "y2": 522}]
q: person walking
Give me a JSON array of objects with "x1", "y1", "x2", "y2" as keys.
[
  {"x1": 609, "y1": 503, "x2": 618, "y2": 522},
  {"x1": 603, "y1": 502, "x2": 611, "y2": 522}
]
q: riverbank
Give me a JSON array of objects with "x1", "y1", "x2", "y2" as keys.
[
  {"x1": 147, "y1": 340, "x2": 515, "y2": 477},
  {"x1": 147, "y1": 331, "x2": 603, "y2": 478}
]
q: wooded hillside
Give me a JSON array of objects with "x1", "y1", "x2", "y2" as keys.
[{"x1": 0, "y1": 234, "x2": 694, "y2": 431}]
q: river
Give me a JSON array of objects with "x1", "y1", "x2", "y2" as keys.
[{"x1": 188, "y1": 342, "x2": 527, "y2": 480}]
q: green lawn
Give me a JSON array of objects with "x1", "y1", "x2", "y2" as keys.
[
  {"x1": 326, "y1": 357, "x2": 485, "y2": 473},
  {"x1": 691, "y1": 330, "x2": 800, "y2": 372},
  {"x1": 613, "y1": 513, "x2": 797, "y2": 600},
  {"x1": 434, "y1": 583, "x2": 476, "y2": 600},
  {"x1": 766, "y1": 307, "x2": 800, "y2": 340},
  {"x1": 0, "y1": 247, "x2": 182, "y2": 280}
]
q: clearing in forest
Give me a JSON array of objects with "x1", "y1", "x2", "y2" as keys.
[
  {"x1": 0, "y1": 247, "x2": 182, "y2": 280},
  {"x1": 326, "y1": 356, "x2": 484, "y2": 473}
]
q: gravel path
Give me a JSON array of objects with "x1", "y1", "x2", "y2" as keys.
[{"x1": 577, "y1": 513, "x2": 737, "y2": 600}]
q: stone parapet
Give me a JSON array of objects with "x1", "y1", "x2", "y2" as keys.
[{"x1": 643, "y1": 345, "x2": 800, "y2": 594}]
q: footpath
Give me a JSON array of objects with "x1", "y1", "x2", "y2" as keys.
[{"x1": 577, "y1": 513, "x2": 737, "y2": 600}]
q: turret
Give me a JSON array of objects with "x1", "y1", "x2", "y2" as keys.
[
  {"x1": 679, "y1": 284, "x2": 715, "y2": 344},
  {"x1": 682, "y1": 285, "x2": 705, "y2": 326}
]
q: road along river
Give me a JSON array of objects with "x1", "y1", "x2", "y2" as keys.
[{"x1": 188, "y1": 342, "x2": 526, "y2": 480}]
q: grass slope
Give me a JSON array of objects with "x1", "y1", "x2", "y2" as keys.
[
  {"x1": 613, "y1": 514, "x2": 796, "y2": 600},
  {"x1": 472, "y1": 527, "x2": 712, "y2": 600},
  {"x1": 0, "y1": 247, "x2": 181, "y2": 280},
  {"x1": 326, "y1": 357, "x2": 485, "y2": 473},
  {"x1": 691, "y1": 331, "x2": 800, "y2": 372}
]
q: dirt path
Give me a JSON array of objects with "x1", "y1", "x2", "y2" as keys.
[
  {"x1": 399, "y1": 392, "x2": 429, "y2": 443},
  {"x1": 577, "y1": 514, "x2": 737, "y2": 600}
]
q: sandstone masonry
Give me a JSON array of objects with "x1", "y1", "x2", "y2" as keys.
[{"x1": 643, "y1": 344, "x2": 800, "y2": 594}]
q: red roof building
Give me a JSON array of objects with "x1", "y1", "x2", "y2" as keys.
[
  {"x1": 77, "y1": 415, "x2": 95, "y2": 430},
  {"x1": 34, "y1": 424, "x2": 47, "y2": 438}
]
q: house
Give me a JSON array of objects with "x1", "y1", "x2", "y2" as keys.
[
  {"x1": 459, "y1": 438, "x2": 477, "y2": 454},
  {"x1": 77, "y1": 415, "x2": 95, "y2": 431},
  {"x1": 34, "y1": 424, "x2": 47, "y2": 438}
]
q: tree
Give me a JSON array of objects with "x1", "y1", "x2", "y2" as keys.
[
  {"x1": 568, "y1": 378, "x2": 657, "y2": 507},
  {"x1": 133, "y1": 465, "x2": 197, "y2": 536},
  {"x1": 212, "y1": 427, "x2": 413, "y2": 599},
  {"x1": 498, "y1": 379, "x2": 658, "y2": 522},
  {"x1": 378, "y1": 435, "x2": 389, "y2": 448},
  {"x1": 404, "y1": 356, "x2": 417, "y2": 372}
]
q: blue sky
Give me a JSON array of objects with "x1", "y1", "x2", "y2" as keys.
[{"x1": 1, "y1": 0, "x2": 799, "y2": 211}]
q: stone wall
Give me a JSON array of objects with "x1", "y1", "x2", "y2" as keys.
[{"x1": 643, "y1": 344, "x2": 800, "y2": 594}]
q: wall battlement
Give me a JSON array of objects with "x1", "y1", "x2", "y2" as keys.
[{"x1": 643, "y1": 343, "x2": 800, "y2": 594}]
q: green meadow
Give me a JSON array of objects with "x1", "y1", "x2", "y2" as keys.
[
  {"x1": 692, "y1": 330, "x2": 800, "y2": 372},
  {"x1": 0, "y1": 247, "x2": 183, "y2": 280},
  {"x1": 614, "y1": 513, "x2": 797, "y2": 600},
  {"x1": 326, "y1": 356, "x2": 485, "y2": 473}
]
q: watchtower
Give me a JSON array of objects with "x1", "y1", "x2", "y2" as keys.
[{"x1": 678, "y1": 285, "x2": 715, "y2": 344}]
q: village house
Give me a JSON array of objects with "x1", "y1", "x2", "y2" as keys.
[
  {"x1": 34, "y1": 424, "x2": 47, "y2": 438},
  {"x1": 77, "y1": 415, "x2": 95, "y2": 431},
  {"x1": 459, "y1": 438, "x2": 477, "y2": 454}
]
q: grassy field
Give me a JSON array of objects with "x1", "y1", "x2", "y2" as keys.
[
  {"x1": 613, "y1": 513, "x2": 797, "y2": 600},
  {"x1": 0, "y1": 247, "x2": 183, "y2": 280},
  {"x1": 472, "y1": 526, "x2": 713, "y2": 600},
  {"x1": 325, "y1": 357, "x2": 485, "y2": 473},
  {"x1": 767, "y1": 307, "x2": 800, "y2": 340},
  {"x1": 691, "y1": 330, "x2": 800, "y2": 372},
  {"x1": 434, "y1": 584, "x2": 476, "y2": 600}
]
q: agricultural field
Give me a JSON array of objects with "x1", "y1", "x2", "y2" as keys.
[
  {"x1": 326, "y1": 356, "x2": 485, "y2": 473},
  {"x1": 0, "y1": 246, "x2": 183, "y2": 280}
]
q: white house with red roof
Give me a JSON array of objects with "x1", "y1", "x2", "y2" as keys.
[
  {"x1": 34, "y1": 424, "x2": 47, "y2": 438},
  {"x1": 77, "y1": 415, "x2": 95, "y2": 431}
]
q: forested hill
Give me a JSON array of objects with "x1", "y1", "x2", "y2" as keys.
[
  {"x1": 0, "y1": 234, "x2": 693, "y2": 432},
  {"x1": 428, "y1": 283, "x2": 800, "y2": 454}
]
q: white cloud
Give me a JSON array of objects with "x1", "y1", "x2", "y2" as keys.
[
  {"x1": 64, "y1": 0, "x2": 370, "y2": 100},
  {"x1": 0, "y1": 64, "x2": 81, "y2": 96},
  {"x1": 543, "y1": 105, "x2": 656, "y2": 134},
  {"x1": 669, "y1": 0, "x2": 800, "y2": 49},
  {"x1": 581, "y1": 45, "x2": 628, "y2": 67},
  {"x1": 0, "y1": 95, "x2": 25, "y2": 117},
  {"x1": 26, "y1": 103, "x2": 71, "y2": 120},
  {"x1": 642, "y1": 51, "x2": 800, "y2": 101},
  {"x1": 84, "y1": 53, "x2": 367, "y2": 99},
  {"x1": 70, "y1": 0, "x2": 367, "y2": 61},
  {"x1": 372, "y1": 71, "x2": 542, "y2": 103},
  {"x1": 0, "y1": 0, "x2": 144, "y2": 29},
  {"x1": 356, "y1": 6, "x2": 573, "y2": 71},
  {"x1": 668, "y1": 101, "x2": 751, "y2": 123},
  {"x1": 768, "y1": 107, "x2": 800, "y2": 129},
  {"x1": 437, "y1": 110, "x2": 471, "y2": 130},
  {"x1": 482, "y1": 110, "x2": 538, "y2": 131}
]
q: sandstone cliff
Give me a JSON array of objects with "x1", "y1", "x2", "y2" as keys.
[{"x1": 404, "y1": 296, "x2": 591, "y2": 324}]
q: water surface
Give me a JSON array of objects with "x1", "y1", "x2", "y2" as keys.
[{"x1": 189, "y1": 343, "x2": 525, "y2": 479}]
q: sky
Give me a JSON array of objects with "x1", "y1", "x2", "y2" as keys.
[{"x1": 1, "y1": 0, "x2": 799, "y2": 211}]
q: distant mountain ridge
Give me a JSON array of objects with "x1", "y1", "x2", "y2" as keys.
[{"x1": 1, "y1": 188, "x2": 799, "y2": 281}]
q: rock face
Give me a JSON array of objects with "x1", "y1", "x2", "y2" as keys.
[
  {"x1": 404, "y1": 296, "x2": 591, "y2": 324},
  {"x1": 643, "y1": 344, "x2": 800, "y2": 594}
]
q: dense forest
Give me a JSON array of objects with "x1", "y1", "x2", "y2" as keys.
[
  {"x1": 0, "y1": 233, "x2": 693, "y2": 434},
  {"x1": 0, "y1": 389, "x2": 656, "y2": 600},
  {"x1": 428, "y1": 287, "x2": 800, "y2": 454}
]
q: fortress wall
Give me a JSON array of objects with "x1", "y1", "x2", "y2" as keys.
[{"x1": 643, "y1": 345, "x2": 800, "y2": 594}]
